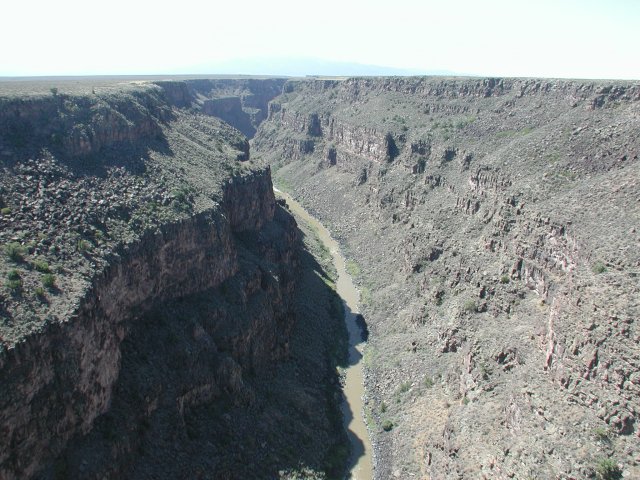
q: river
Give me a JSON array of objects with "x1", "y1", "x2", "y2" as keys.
[{"x1": 275, "y1": 188, "x2": 373, "y2": 480}]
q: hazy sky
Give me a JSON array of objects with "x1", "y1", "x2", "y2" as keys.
[{"x1": 2, "y1": 0, "x2": 638, "y2": 79}]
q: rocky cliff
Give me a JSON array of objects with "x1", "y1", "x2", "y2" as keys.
[
  {"x1": 155, "y1": 78, "x2": 287, "y2": 138},
  {"x1": 254, "y1": 76, "x2": 640, "y2": 479},
  {"x1": 0, "y1": 80, "x2": 347, "y2": 479}
]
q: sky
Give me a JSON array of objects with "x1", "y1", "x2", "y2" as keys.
[{"x1": 2, "y1": 0, "x2": 638, "y2": 79}]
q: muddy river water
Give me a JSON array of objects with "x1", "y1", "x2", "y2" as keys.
[{"x1": 275, "y1": 189, "x2": 373, "y2": 479}]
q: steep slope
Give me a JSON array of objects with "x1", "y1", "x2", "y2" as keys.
[
  {"x1": 0, "y1": 80, "x2": 348, "y2": 479},
  {"x1": 254, "y1": 77, "x2": 640, "y2": 479}
]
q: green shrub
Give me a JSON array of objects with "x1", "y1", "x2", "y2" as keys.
[
  {"x1": 595, "y1": 458, "x2": 622, "y2": 480},
  {"x1": 345, "y1": 260, "x2": 361, "y2": 277},
  {"x1": 380, "y1": 401, "x2": 387, "y2": 413},
  {"x1": 5, "y1": 242, "x2": 25, "y2": 262},
  {"x1": 500, "y1": 274, "x2": 510, "y2": 284},
  {"x1": 594, "y1": 427, "x2": 609, "y2": 442},
  {"x1": 171, "y1": 187, "x2": 192, "y2": 212},
  {"x1": 424, "y1": 377, "x2": 434, "y2": 388},
  {"x1": 398, "y1": 381, "x2": 411, "y2": 394},
  {"x1": 42, "y1": 274, "x2": 56, "y2": 289},
  {"x1": 77, "y1": 239, "x2": 90, "y2": 253},
  {"x1": 496, "y1": 129, "x2": 517, "y2": 138},
  {"x1": 166, "y1": 331, "x2": 179, "y2": 346},
  {"x1": 7, "y1": 269, "x2": 20, "y2": 281},
  {"x1": 33, "y1": 259, "x2": 50, "y2": 273},
  {"x1": 6, "y1": 280, "x2": 21, "y2": 291},
  {"x1": 592, "y1": 262, "x2": 607, "y2": 274},
  {"x1": 463, "y1": 299, "x2": 477, "y2": 313},
  {"x1": 35, "y1": 286, "x2": 46, "y2": 298},
  {"x1": 0, "y1": 207, "x2": 10, "y2": 215},
  {"x1": 381, "y1": 420, "x2": 393, "y2": 432},
  {"x1": 6, "y1": 270, "x2": 22, "y2": 291},
  {"x1": 324, "y1": 443, "x2": 349, "y2": 478}
]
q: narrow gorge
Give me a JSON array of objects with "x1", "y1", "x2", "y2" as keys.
[
  {"x1": 1, "y1": 76, "x2": 639, "y2": 479},
  {"x1": 275, "y1": 188, "x2": 373, "y2": 479}
]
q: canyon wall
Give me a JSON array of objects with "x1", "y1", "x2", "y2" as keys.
[
  {"x1": 0, "y1": 80, "x2": 347, "y2": 479},
  {"x1": 155, "y1": 78, "x2": 287, "y2": 138},
  {"x1": 0, "y1": 177, "x2": 290, "y2": 478},
  {"x1": 254, "y1": 76, "x2": 640, "y2": 479}
]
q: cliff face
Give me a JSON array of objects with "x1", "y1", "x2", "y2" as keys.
[
  {"x1": 46, "y1": 194, "x2": 301, "y2": 480},
  {"x1": 0, "y1": 82, "x2": 308, "y2": 479},
  {"x1": 0, "y1": 192, "x2": 287, "y2": 478},
  {"x1": 155, "y1": 78, "x2": 286, "y2": 138},
  {"x1": 254, "y1": 76, "x2": 640, "y2": 479},
  {"x1": 0, "y1": 88, "x2": 171, "y2": 160}
]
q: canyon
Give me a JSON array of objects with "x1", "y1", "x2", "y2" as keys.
[{"x1": 0, "y1": 75, "x2": 639, "y2": 479}]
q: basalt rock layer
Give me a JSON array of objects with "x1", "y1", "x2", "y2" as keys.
[{"x1": 254, "y1": 77, "x2": 640, "y2": 479}]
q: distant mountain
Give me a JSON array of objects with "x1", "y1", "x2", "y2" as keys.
[{"x1": 174, "y1": 57, "x2": 461, "y2": 77}]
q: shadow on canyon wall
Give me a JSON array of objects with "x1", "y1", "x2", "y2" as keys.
[{"x1": 39, "y1": 222, "x2": 351, "y2": 480}]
